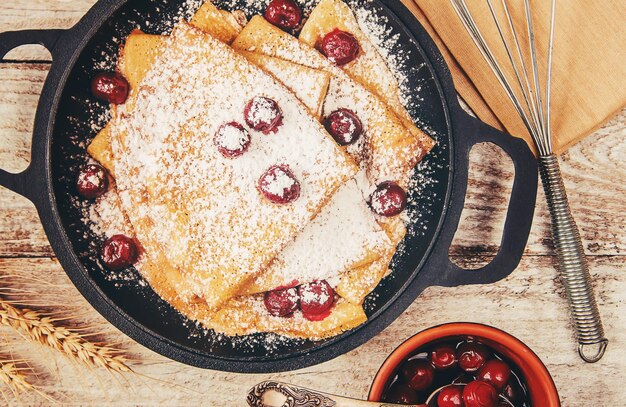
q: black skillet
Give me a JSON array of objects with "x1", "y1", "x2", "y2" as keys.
[{"x1": 0, "y1": 0, "x2": 537, "y2": 373}]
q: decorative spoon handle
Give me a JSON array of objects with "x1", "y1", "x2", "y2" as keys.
[
  {"x1": 247, "y1": 380, "x2": 423, "y2": 407},
  {"x1": 538, "y1": 154, "x2": 608, "y2": 362}
]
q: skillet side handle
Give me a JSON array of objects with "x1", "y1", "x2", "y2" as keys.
[
  {"x1": 430, "y1": 111, "x2": 538, "y2": 287},
  {"x1": 0, "y1": 29, "x2": 65, "y2": 201}
]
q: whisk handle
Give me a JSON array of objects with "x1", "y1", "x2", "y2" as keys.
[{"x1": 538, "y1": 154, "x2": 608, "y2": 363}]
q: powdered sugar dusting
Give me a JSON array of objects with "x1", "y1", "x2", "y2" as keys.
[
  {"x1": 300, "y1": 283, "x2": 329, "y2": 305},
  {"x1": 109, "y1": 23, "x2": 355, "y2": 311},
  {"x1": 216, "y1": 123, "x2": 250, "y2": 151},
  {"x1": 263, "y1": 168, "x2": 296, "y2": 195},
  {"x1": 88, "y1": 189, "x2": 134, "y2": 238},
  {"x1": 245, "y1": 96, "x2": 282, "y2": 127},
  {"x1": 250, "y1": 177, "x2": 390, "y2": 292},
  {"x1": 71, "y1": 0, "x2": 447, "y2": 349}
]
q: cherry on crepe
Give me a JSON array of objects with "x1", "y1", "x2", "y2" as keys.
[
  {"x1": 263, "y1": 287, "x2": 299, "y2": 317},
  {"x1": 244, "y1": 96, "x2": 283, "y2": 134},
  {"x1": 324, "y1": 108, "x2": 363, "y2": 146},
  {"x1": 298, "y1": 280, "x2": 334, "y2": 317},
  {"x1": 258, "y1": 165, "x2": 301, "y2": 204},
  {"x1": 320, "y1": 28, "x2": 360, "y2": 66},
  {"x1": 369, "y1": 181, "x2": 407, "y2": 217},
  {"x1": 264, "y1": 0, "x2": 302, "y2": 30},
  {"x1": 214, "y1": 122, "x2": 251, "y2": 158}
]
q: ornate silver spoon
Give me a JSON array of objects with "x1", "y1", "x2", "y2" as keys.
[
  {"x1": 247, "y1": 381, "x2": 516, "y2": 407},
  {"x1": 247, "y1": 380, "x2": 424, "y2": 407}
]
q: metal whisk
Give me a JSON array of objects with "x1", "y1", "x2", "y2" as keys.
[{"x1": 450, "y1": 0, "x2": 608, "y2": 362}]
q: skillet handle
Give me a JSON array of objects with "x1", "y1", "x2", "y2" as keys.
[
  {"x1": 428, "y1": 111, "x2": 538, "y2": 287},
  {"x1": 0, "y1": 29, "x2": 65, "y2": 201},
  {"x1": 0, "y1": 29, "x2": 65, "y2": 59}
]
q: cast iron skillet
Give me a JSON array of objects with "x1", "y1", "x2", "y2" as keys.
[{"x1": 0, "y1": 0, "x2": 537, "y2": 372}]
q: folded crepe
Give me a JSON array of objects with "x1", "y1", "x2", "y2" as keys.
[{"x1": 109, "y1": 22, "x2": 356, "y2": 312}]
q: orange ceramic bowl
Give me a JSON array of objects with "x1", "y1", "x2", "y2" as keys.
[{"x1": 369, "y1": 323, "x2": 560, "y2": 406}]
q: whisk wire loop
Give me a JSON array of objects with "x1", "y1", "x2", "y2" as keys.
[
  {"x1": 545, "y1": 0, "x2": 556, "y2": 148},
  {"x1": 489, "y1": 0, "x2": 541, "y2": 136},
  {"x1": 523, "y1": 0, "x2": 548, "y2": 146},
  {"x1": 451, "y1": 0, "x2": 545, "y2": 152}
]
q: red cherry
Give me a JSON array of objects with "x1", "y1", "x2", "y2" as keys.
[
  {"x1": 384, "y1": 383, "x2": 419, "y2": 405},
  {"x1": 457, "y1": 342, "x2": 490, "y2": 372},
  {"x1": 430, "y1": 344, "x2": 458, "y2": 370},
  {"x1": 320, "y1": 28, "x2": 360, "y2": 66},
  {"x1": 264, "y1": 0, "x2": 302, "y2": 30},
  {"x1": 324, "y1": 109, "x2": 363, "y2": 146},
  {"x1": 298, "y1": 280, "x2": 334, "y2": 317},
  {"x1": 214, "y1": 122, "x2": 251, "y2": 158},
  {"x1": 369, "y1": 181, "x2": 407, "y2": 217},
  {"x1": 244, "y1": 96, "x2": 283, "y2": 134},
  {"x1": 462, "y1": 380, "x2": 498, "y2": 407},
  {"x1": 402, "y1": 359, "x2": 435, "y2": 391},
  {"x1": 258, "y1": 165, "x2": 301, "y2": 204},
  {"x1": 76, "y1": 163, "x2": 108, "y2": 199},
  {"x1": 263, "y1": 287, "x2": 299, "y2": 317},
  {"x1": 477, "y1": 359, "x2": 511, "y2": 391},
  {"x1": 91, "y1": 72, "x2": 129, "y2": 104},
  {"x1": 101, "y1": 235, "x2": 137, "y2": 270},
  {"x1": 437, "y1": 385, "x2": 464, "y2": 407}
]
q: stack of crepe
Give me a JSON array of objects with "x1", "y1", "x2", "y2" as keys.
[{"x1": 88, "y1": 0, "x2": 434, "y2": 340}]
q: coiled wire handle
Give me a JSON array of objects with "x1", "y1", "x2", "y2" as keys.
[{"x1": 539, "y1": 154, "x2": 608, "y2": 363}]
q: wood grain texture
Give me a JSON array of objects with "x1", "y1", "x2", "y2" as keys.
[
  {"x1": 0, "y1": 1, "x2": 625, "y2": 405},
  {"x1": 0, "y1": 254, "x2": 623, "y2": 406}
]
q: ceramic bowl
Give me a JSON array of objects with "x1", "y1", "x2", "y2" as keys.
[{"x1": 368, "y1": 322, "x2": 560, "y2": 406}]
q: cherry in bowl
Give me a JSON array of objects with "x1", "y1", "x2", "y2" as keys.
[
  {"x1": 438, "y1": 385, "x2": 464, "y2": 407},
  {"x1": 379, "y1": 337, "x2": 531, "y2": 407}
]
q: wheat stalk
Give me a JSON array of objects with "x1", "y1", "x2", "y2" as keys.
[
  {"x1": 0, "y1": 357, "x2": 58, "y2": 403},
  {"x1": 0, "y1": 300, "x2": 132, "y2": 373},
  {"x1": 0, "y1": 361, "x2": 33, "y2": 395}
]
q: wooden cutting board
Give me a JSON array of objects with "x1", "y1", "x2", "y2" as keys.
[{"x1": 402, "y1": 0, "x2": 626, "y2": 155}]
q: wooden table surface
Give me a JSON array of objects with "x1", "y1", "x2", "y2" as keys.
[{"x1": 1, "y1": 1, "x2": 624, "y2": 405}]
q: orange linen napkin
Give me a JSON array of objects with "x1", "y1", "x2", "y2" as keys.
[{"x1": 402, "y1": 0, "x2": 626, "y2": 155}]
